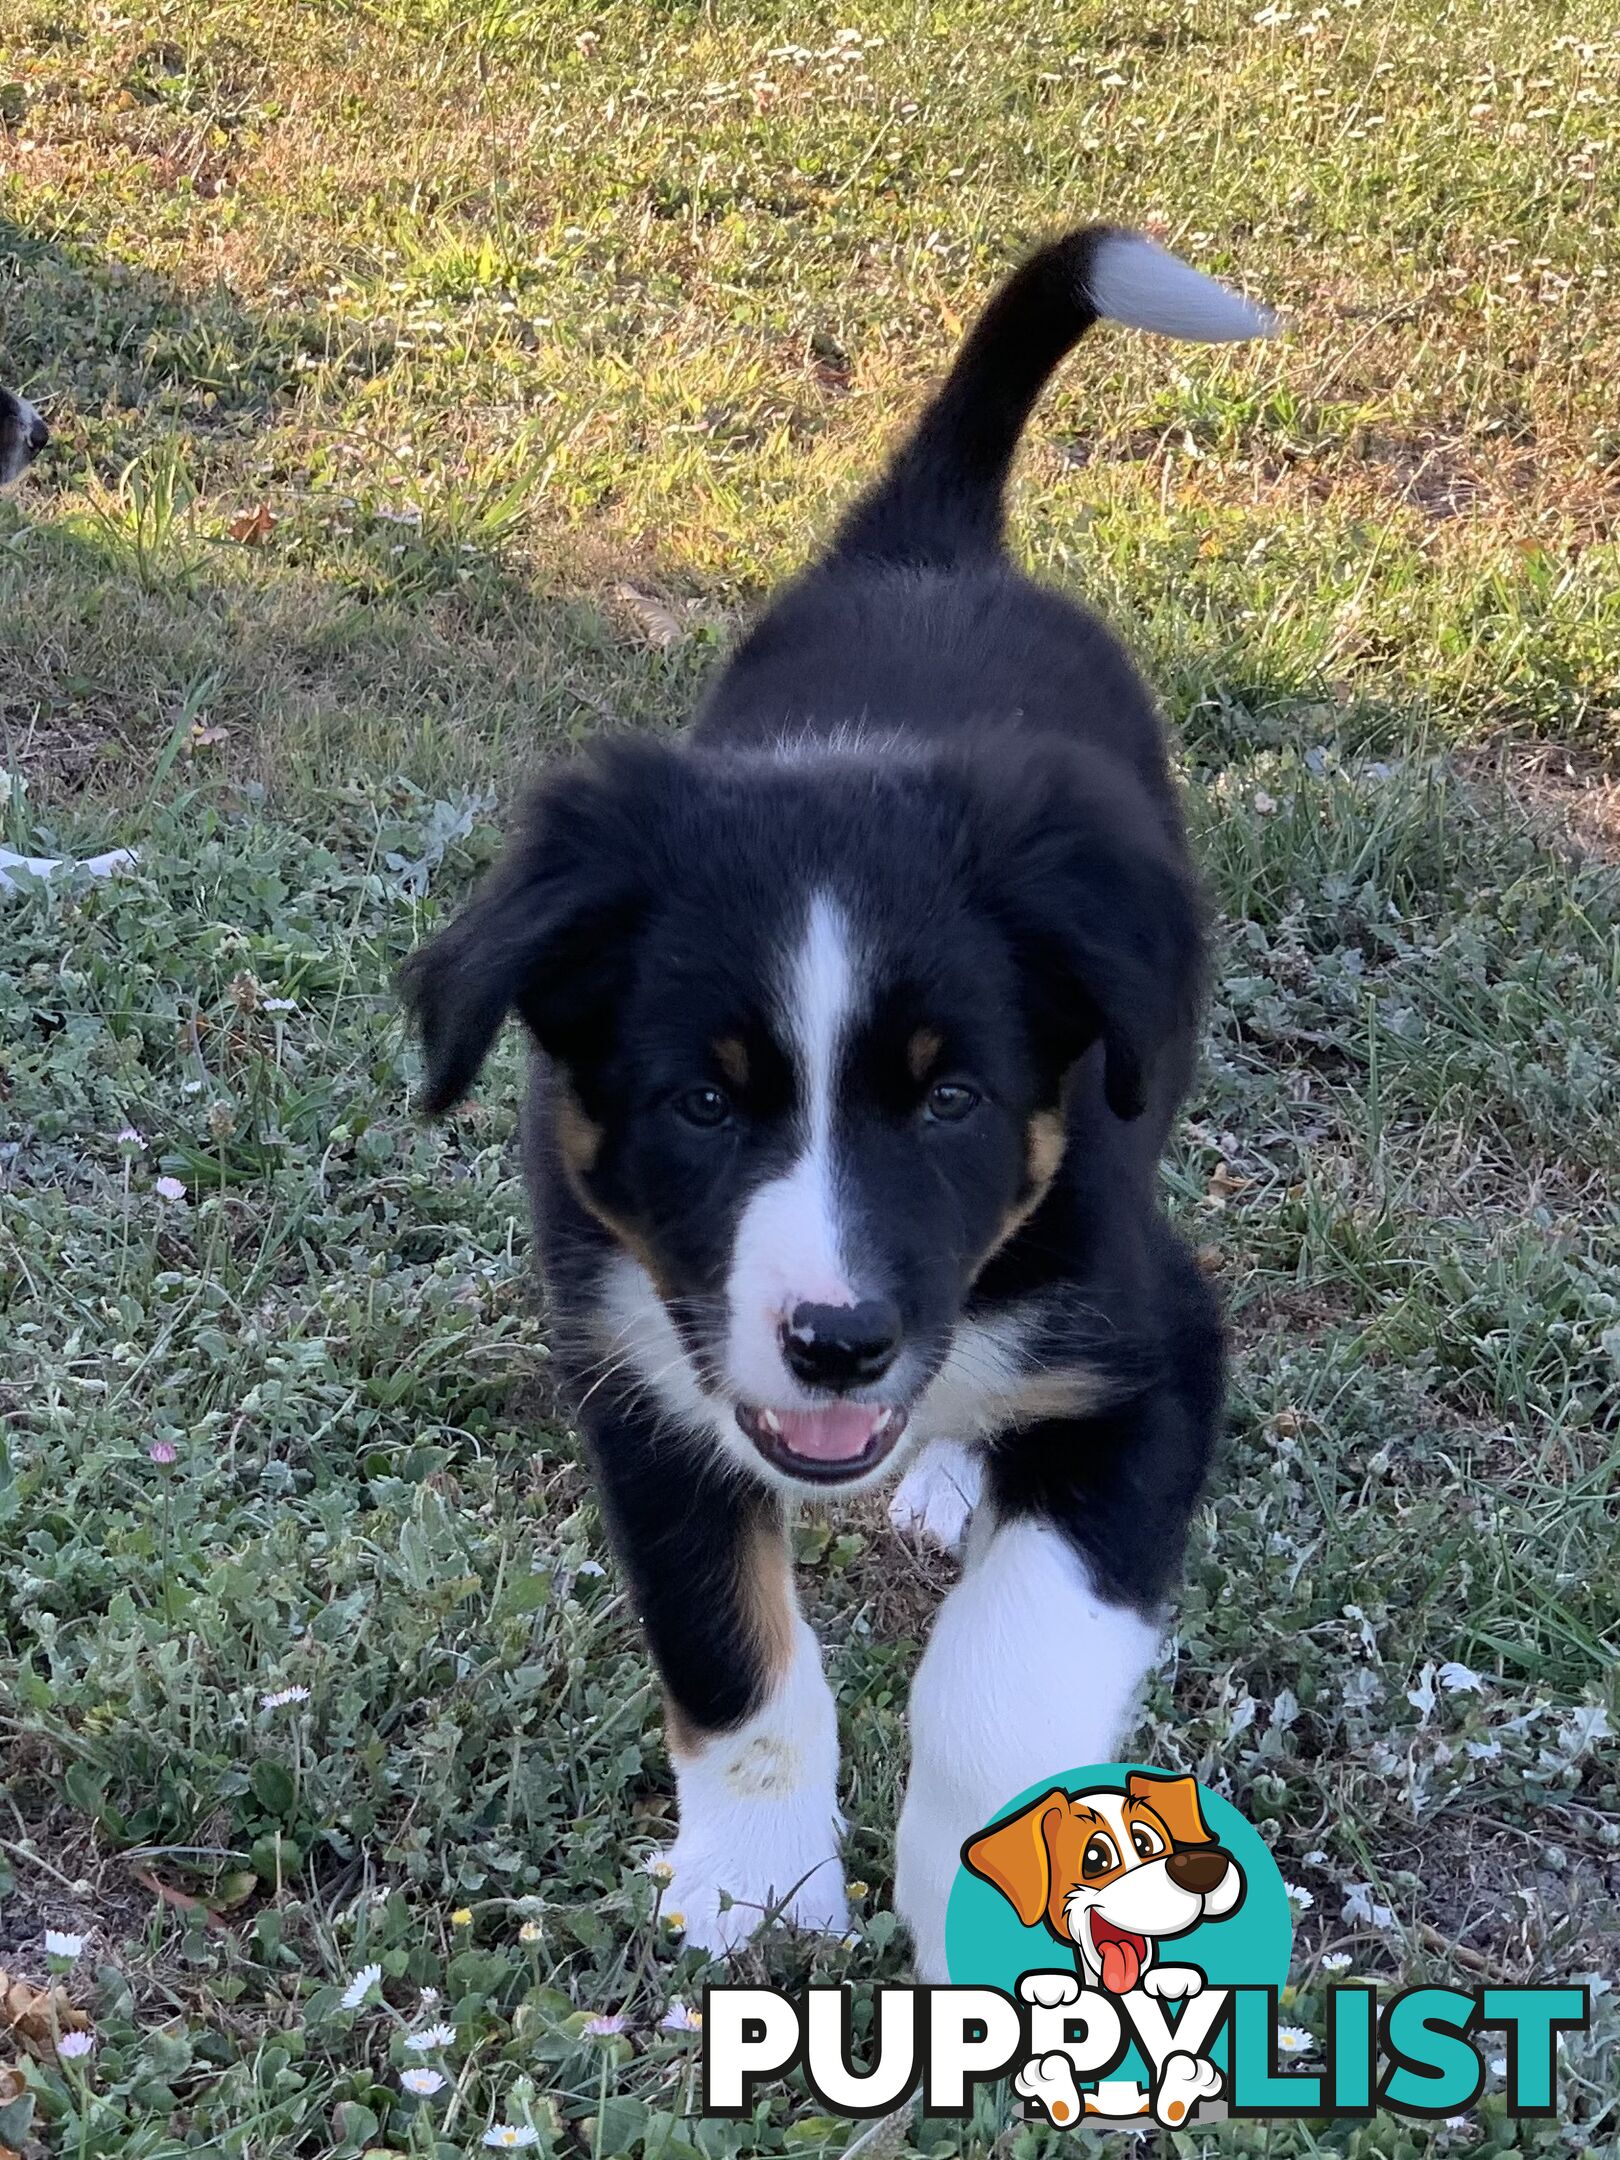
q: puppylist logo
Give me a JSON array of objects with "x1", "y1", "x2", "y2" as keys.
[{"x1": 703, "y1": 1765, "x2": 1590, "y2": 2128}]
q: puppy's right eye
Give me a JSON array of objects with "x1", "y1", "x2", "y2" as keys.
[{"x1": 675, "y1": 1085, "x2": 733, "y2": 1129}]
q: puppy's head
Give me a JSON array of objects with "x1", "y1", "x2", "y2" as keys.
[
  {"x1": 402, "y1": 732, "x2": 1201, "y2": 1492},
  {"x1": 0, "y1": 390, "x2": 50, "y2": 485},
  {"x1": 963, "y1": 1774, "x2": 1244, "y2": 1991}
]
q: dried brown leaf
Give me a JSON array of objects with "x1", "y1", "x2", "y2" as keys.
[
  {"x1": 228, "y1": 502, "x2": 277, "y2": 546},
  {"x1": 0, "y1": 1971, "x2": 91, "y2": 2060},
  {"x1": 612, "y1": 583, "x2": 685, "y2": 651},
  {"x1": 133, "y1": 1869, "x2": 229, "y2": 1933}
]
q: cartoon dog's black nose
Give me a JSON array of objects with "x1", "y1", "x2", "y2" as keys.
[
  {"x1": 1166, "y1": 1848, "x2": 1229, "y2": 1896},
  {"x1": 782, "y1": 1298, "x2": 901, "y2": 1392}
]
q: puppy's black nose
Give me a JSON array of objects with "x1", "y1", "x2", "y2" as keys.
[
  {"x1": 28, "y1": 417, "x2": 49, "y2": 452},
  {"x1": 782, "y1": 1298, "x2": 901, "y2": 1393},
  {"x1": 1166, "y1": 1848, "x2": 1229, "y2": 1896}
]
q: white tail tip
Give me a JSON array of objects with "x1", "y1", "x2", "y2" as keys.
[{"x1": 1087, "y1": 232, "x2": 1277, "y2": 343}]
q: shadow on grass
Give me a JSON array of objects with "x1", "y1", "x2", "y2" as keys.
[
  {"x1": 3, "y1": 210, "x2": 1594, "y2": 819},
  {"x1": 0, "y1": 207, "x2": 736, "y2": 803},
  {"x1": 0, "y1": 211, "x2": 399, "y2": 483}
]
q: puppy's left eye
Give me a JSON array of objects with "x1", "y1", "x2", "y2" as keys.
[
  {"x1": 925, "y1": 1081, "x2": 980, "y2": 1123},
  {"x1": 675, "y1": 1085, "x2": 733, "y2": 1129},
  {"x1": 1131, "y1": 1824, "x2": 1165, "y2": 1859}
]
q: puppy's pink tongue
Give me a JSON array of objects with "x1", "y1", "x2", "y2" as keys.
[
  {"x1": 774, "y1": 1406, "x2": 882, "y2": 1461},
  {"x1": 1100, "y1": 1938, "x2": 1142, "y2": 1994}
]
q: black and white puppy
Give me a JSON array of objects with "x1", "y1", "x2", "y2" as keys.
[
  {"x1": 0, "y1": 388, "x2": 49, "y2": 484},
  {"x1": 403, "y1": 225, "x2": 1272, "y2": 1978}
]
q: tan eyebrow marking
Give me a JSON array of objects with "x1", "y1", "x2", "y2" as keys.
[
  {"x1": 557, "y1": 1089, "x2": 602, "y2": 1174},
  {"x1": 907, "y1": 1026, "x2": 944, "y2": 1080},
  {"x1": 713, "y1": 1036, "x2": 750, "y2": 1088}
]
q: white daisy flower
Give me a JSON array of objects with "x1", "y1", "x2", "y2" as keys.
[
  {"x1": 44, "y1": 1929, "x2": 86, "y2": 1963},
  {"x1": 340, "y1": 1962, "x2": 383, "y2": 2010},
  {"x1": 582, "y1": 2012, "x2": 627, "y2": 2037},
  {"x1": 576, "y1": 1559, "x2": 606, "y2": 1578},
  {"x1": 261, "y1": 1685, "x2": 310, "y2": 1709},
  {"x1": 154, "y1": 1175, "x2": 188, "y2": 1202},
  {"x1": 57, "y1": 2030, "x2": 96, "y2": 2059},
  {"x1": 1488, "y1": 2056, "x2": 1508, "y2": 2079},
  {"x1": 660, "y1": 2000, "x2": 702, "y2": 2033},
  {"x1": 1283, "y1": 1882, "x2": 1315, "y2": 1911},
  {"x1": 518, "y1": 1918, "x2": 542, "y2": 1944},
  {"x1": 262, "y1": 996, "x2": 297, "y2": 1012},
  {"x1": 401, "y1": 2067, "x2": 447, "y2": 2096},
  {"x1": 1277, "y1": 2025, "x2": 1315, "y2": 2053},
  {"x1": 642, "y1": 1856, "x2": 675, "y2": 1884},
  {"x1": 418, "y1": 1986, "x2": 441, "y2": 2007},
  {"x1": 1322, "y1": 1951, "x2": 1353, "y2": 1972},
  {"x1": 406, "y1": 2023, "x2": 457, "y2": 2052},
  {"x1": 483, "y1": 2128, "x2": 540, "y2": 2150}
]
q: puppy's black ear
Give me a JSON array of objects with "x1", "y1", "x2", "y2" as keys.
[
  {"x1": 399, "y1": 741, "x2": 671, "y2": 1115},
  {"x1": 968, "y1": 743, "x2": 1205, "y2": 1119}
]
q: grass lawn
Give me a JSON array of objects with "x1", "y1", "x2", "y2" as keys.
[{"x1": 2, "y1": 0, "x2": 1617, "y2": 2153}]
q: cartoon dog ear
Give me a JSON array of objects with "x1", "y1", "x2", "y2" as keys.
[
  {"x1": 1126, "y1": 1772, "x2": 1215, "y2": 1848},
  {"x1": 961, "y1": 1790, "x2": 1067, "y2": 1927},
  {"x1": 400, "y1": 739, "x2": 684, "y2": 1114}
]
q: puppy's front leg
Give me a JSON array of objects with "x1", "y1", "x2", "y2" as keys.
[
  {"x1": 895, "y1": 1509, "x2": 1159, "y2": 1980},
  {"x1": 588, "y1": 1407, "x2": 847, "y2": 1955},
  {"x1": 898, "y1": 1282, "x2": 1221, "y2": 1981}
]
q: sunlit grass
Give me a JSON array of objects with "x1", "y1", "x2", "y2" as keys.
[{"x1": 1, "y1": 2, "x2": 1616, "y2": 2154}]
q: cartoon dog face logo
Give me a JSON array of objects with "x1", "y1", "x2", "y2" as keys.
[{"x1": 962, "y1": 1771, "x2": 1245, "y2": 1993}]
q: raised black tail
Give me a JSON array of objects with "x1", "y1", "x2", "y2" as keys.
[{"x1": 831, "y1": 224, "x2": 1274, "y2": 569}]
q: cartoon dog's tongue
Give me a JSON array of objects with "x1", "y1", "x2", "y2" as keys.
[{"x1": 1091, "y1": 1914, "x2": 1147, "y2": 1993}]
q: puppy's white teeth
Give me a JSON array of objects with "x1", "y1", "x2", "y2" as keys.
[{"x1": 758, "y1": 1409, "x2": 782, "y2": 1436}]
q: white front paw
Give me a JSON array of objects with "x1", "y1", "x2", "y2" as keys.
[
  {"x1": 666, "y1": 1829, "x2": 848, "y2": 1957},
  {"x1": 1154, "y1": 2050, "x2": 1222, "y2": 2127},
  {"x1": 1019, "y1": 1969, "x2": 1083, "y2": 2010},
  {"x1": 887, "y1": 1439, "x2": 982, "y2": 1554},
  {"x1": 1141, "y1": 1963, "x2": 1205, "y2": 2000},
  {"x1": 1015, "y1": 2051, "x2": 1083, "y2": 2128}
]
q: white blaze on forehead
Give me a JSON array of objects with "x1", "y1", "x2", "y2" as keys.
[{"x1": 724, "y1": 891, "x2": 860, "y2": 1406}]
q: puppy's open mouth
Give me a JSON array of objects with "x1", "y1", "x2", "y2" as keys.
[
  {"x1": 736, "y1": 1402, "x2": 909, "y2": 1483},
  {"x1": 1089, "y1": 1911, "x2": 1149, "y2": 1994}
]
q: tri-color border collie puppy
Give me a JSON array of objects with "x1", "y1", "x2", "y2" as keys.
[
  {"x1": 404, "y1": 224, "x2": 1273, "y2": 1980},
  {"x1": 0, "y1": 389, "x2": 50, "y2": 484}
]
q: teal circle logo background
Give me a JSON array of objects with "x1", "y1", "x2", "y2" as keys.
[{"x1": 945, "y1": 1763, "x2": 1293, "y2": 1992}]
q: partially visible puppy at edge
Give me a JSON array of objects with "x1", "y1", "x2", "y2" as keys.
[
  {"x1": 402, "y1": 222, "x2": 1276, "y2": 1980},
  {"x1": 0, "y1": 388, "x2": 50, "y2": 484}
]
